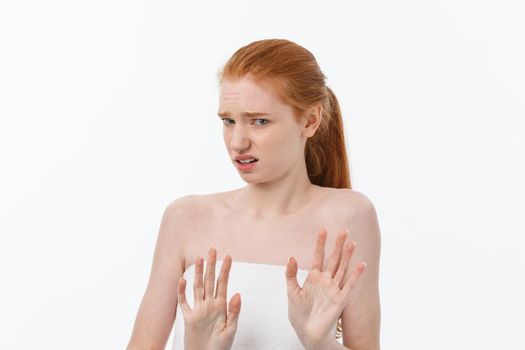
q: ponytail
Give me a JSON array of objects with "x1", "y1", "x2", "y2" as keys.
[{"x1": 305, "y1": 86, "x2": 351, "y2": 189}]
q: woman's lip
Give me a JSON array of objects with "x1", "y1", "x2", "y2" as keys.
[
  {"x1": 234, "y1": 157, "x2": 258, "y2": 161},
  {"x1": 235, "y1": 159, "x2": 258, "y2": 171}
]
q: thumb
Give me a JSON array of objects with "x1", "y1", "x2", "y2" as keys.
[
  {"x1": 285, "y1": 256, "x2": 300, "y2": 294},
  {"x1": 226, "y1": 293, "x2": 241, "y2": 329}
]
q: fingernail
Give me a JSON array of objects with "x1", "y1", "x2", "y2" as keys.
[{"x1": 345, "y1": 228, "x2": 350, "y2": 234}]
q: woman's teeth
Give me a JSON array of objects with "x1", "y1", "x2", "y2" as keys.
[{"x1": 239, "y1": 159, "x2": 257, "y2": 163}]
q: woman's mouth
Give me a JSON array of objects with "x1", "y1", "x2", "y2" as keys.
[{"x1": 235, "y1": 158, "x2": 258, "y2": 171}]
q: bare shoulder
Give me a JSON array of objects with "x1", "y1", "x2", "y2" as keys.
[
  {"x1": 165, "y1": 194, "x2": 202, "y2": 221},
  {"x1": 158, "y1": 195, "x2": 204, "y2": 252},
  {"x1": 168, "y1": 189, "x2": 233, "y2": 209},
  {"x1": 164, "y1": 191, "x2": 224, "y2": 220},
  {"x1": 162, "y1": 191, "x2": 230, "y2": 239},
  {"x1": 328, "y1": 188, "x2": 376, "y2": 207},
  {"x1": 323, "y1": 188, "x2": 380, "y2": 240}
]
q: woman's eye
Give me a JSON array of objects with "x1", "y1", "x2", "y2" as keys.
[
  {"x1": 253, "y1": 119, "x2": 268, "y2": 125},
  {"x1": 220, "y1": 118, "x2": 268, "y2": 126}
]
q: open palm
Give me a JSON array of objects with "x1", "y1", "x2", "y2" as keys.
[
  {"x1": 177, "y1": 248, "x2": 241, "y2": 350},
  {"x1": 286, "y1": 228, "x2": 366, "y2": 349}
]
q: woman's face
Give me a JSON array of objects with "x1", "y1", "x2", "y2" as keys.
[{"x1": 218, "y1": 75, "x2": 308, "y2": 183}]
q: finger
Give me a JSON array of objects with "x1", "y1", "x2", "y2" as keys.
[
  {"x1": 342, "y1": 262, "x2": 367, "y2": 297},
  {"x1": 226, "y1": 293, "x2": 241, "y2": 330},
  {"x1": 215, "y1": 254, "x2": 232, "y2": 299},
  {"x1": 285, "y1": 256, "x2": 301, "y2": 294},
  {"x1": 193, "y1": 256, "x2": 204, "y2": 302},
  {"x1": 204, "y1": 247, "x2": 217, "y2": 299},
  {"x1": 311, "y1": 227, "x2": 328, "y2": 271},
  {"x1": 177, "y1": 277, "x2": 192, "y2": 314},
  {"x1": 326, "y1": 229, "x2": 348, "y2": 278},
  {"x1": 334, "y1": 240, "x2": 356, "y2": 287}
]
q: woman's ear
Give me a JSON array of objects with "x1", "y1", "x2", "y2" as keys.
[{"x1": 301, "y1": 103, "x2": 323, "y2": 138}]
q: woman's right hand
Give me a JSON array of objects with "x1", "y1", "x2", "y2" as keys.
[{"x1": 177, "y1": 247, "x2": 241, "y2": 350}]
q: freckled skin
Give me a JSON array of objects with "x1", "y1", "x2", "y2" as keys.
[{"x1": 218, "y1": 75, "x2": 309, "y2": 188}]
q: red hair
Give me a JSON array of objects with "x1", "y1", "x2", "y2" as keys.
[{"x1": 217, "y1": 38, "x2": 352, "y2": 337}]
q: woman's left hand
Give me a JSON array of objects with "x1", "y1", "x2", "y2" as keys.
[{"x1": 285, "y1": 227, "x2": 367, "y2": 350}]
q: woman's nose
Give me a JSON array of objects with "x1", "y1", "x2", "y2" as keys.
[{"x1": 229, "y1": 126, "x2": 250, "y2": 152}]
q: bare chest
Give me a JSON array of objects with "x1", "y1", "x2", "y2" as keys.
[{"x1": 182, "y1": 199, "x2": 349, "y2": 271}]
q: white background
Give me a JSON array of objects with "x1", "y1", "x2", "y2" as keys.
[{"x1": 1, "y1": 0, "x2": 524, "y2": 349}]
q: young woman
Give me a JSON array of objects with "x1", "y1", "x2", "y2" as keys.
[{"x1": 127, "y1": 38, "x2": 381, "y2": 350}]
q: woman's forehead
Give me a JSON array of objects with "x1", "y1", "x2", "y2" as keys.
[
  {"x1": 219, "y1": 78, "x2": 284, "y2": 113},
  {"x1": 220, "y1": 77, "x2": 278, "y2": 98}
]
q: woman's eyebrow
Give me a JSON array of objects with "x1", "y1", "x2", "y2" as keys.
[{"x1": 217, "y1": 111, "x2": 269, "y2": 117}]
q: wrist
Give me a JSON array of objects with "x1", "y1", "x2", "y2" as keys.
[
  {"x1": 302, "y1": 335, "x2": 339, "y2": 350},
  {"x1": 184, "y1": 332, "x2": 208, "y2": 350}
]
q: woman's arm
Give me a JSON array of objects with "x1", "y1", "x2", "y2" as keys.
[
  {"x1": 340, "y1": 191, "x2": 382, "y2": 350},
  {"x1": 126, "y1": 196, "x2": 195, "y2": 350}
]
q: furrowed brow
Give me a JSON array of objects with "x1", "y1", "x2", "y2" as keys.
[{"x1": 217, "y1": 111, "x2": 269, "y2": 117}]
